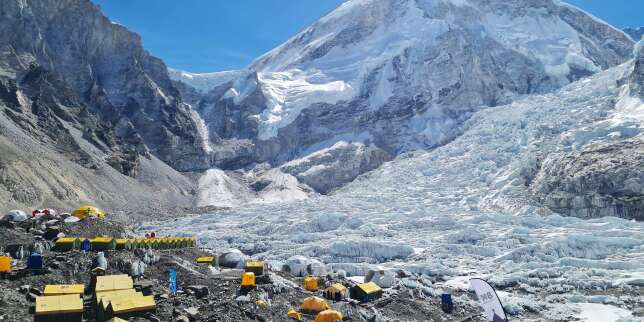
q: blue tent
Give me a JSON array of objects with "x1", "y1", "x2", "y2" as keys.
[
  {"x1": 27, "y1": 252, "x2": 43, "y2": 269},
  {"x1": 81, "y1": 239, "x2": 91, "y2": 251}
]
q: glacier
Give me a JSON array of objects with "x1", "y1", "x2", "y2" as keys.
[{"x1": 150, "y1": 52, "x2": 644, "y2": 319}]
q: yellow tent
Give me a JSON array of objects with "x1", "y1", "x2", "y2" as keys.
[
  {"x1": 288, "y1": 309, "x2": 303, "y2": 320},
  {"x1": 303, "y1": 275, "x2": 319, "y2": 291},
  {"x1": 300, "y1": 296, "x2": 330, "y2": 313},
  {"x1": 315, "y1": 309, "x2": 343, "y2": 322},
  {"x1": 323, "y1": 283, "x2": 349, "y2": 301},
  {"x1": 72, "y1": 205, "x2": 105, "y2": 219}
]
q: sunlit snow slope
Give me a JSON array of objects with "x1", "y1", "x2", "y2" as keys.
[{"x1": 150, "y1": 54, "x2": 644, "y2": 320}]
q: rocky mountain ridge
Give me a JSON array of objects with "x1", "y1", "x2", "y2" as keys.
[
  {"x1": 0, "y1": 0, "x2": 641, "y2": 220},
  {"x1": 172, "y1": 0, "x2": 635, "y2": 201}
]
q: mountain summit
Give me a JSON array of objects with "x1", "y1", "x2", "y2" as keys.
[{"x1": 172, "y1": 0, "x2": 633, "y2": 197}]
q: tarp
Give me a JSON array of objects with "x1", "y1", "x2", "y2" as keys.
[
  {"x1": 470, "y1": 278, "x2": 508, "y2": 322},
  {"x1": 44, "y1": 284, "x2": 84, "y2": 296}
]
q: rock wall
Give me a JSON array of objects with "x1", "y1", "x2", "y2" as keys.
[{"x1": 530, "y1": 138, "x2": 644, "y2": 221}]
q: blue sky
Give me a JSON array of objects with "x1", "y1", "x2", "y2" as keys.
[{"x1": 92, "y1": 0, "x2": 643, "y2": 73}]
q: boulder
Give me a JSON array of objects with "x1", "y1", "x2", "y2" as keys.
[{"x1": 186, "y1": 285, "x2": 209, "y2": 298}]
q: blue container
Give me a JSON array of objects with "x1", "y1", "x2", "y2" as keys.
[
  {"x1": 441, "y1": 293, "x2": 453, "y2": 305},
  {"x1": 27, "y1": 253, "x2": 43, "y2": 269},
  {"x1": 81, "y1": 239, "x2": 91, "y2": 251}
]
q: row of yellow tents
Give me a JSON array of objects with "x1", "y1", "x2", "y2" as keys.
[{"x1": 54, "y1": 237, "x2": 196, "y2": 252}]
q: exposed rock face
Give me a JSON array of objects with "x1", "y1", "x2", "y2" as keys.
[
  {"x1": 624, "y1": 27, "x2": 644, "y2": 41},
  {"x1": 173, "y1": 0, "x2": 634, "y2": 190},
  {"x1": 0, "y1": 0, "x2": 209, "y2": 172},
  {"x1": 280, "y1": 142, "x2": 391, "y2": 194},
  {"x1": 631, "y1": 40, "x2": 644, "y2": 98},
  {"x1": 530, "y1": 138, "x2": 644, "y2": 221},
  {"x1": 0, "y1": 0, "x2": 204, "y2": 213}
]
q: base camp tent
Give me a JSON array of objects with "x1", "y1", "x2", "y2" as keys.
[
  {"x1": 350, "y1": 282, "x2": 382, "y2": 303},
  {"x1": 315, "y1": 309, "x2": 343, "y2": 322},
  {"x1": 2, "y1": 210, "x2": 28, "y2": 222},
  {"x1": 323, "y1": 283, "x2": 349, "y2": 301},
  {"x1": 72, "y1": 206, "x2": 105, "y2": 219},
  {"x1": 300, "y1": 296, "x2": 330, "y2": 313}
]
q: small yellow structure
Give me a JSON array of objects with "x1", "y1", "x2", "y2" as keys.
[
  {"x1": 288, "y1": 308, "x2": 303, "y2": 320},
  {"x1": 95, "y1": 289, "x2": 139, "y2": 321},
  {"x1": 300, "y1": 296, "x2": 330, "y2": 313},
  {"x1": 95, "y1": 275, "x2": 134, "y2": 293},
  {"x1": 196, "y1": 256, "x2": 215, "y2": 264},
  {"x1": 91, "y1": 237, "x2": 117, "y2": 251},
  {"x1": 323, "y1": 283, "x2": 349, "y2": 301},
  {"x1": 245, "y1": 260, "x2": 265, "y2": 276},
  {"x1": 115, "y1": 239, "x2": 127, "y2": 250},
  {"x1": 0, "y1": 256, "x2": 10, "y2": 273},
  {"x1": 43, "y1": 284, "x2": 84, "y2": 297},
  {"x1": 72, "y1": 205, "x2": 105, "y2": 219},
  {"x1": 350, "y1": 282, "x2": 383, "y2": 303},
  {"x1": 35, "y1": 294, "x2": 83, "y2": 322},
  {"x1": 315, "y1": 309, "x2": 343, "y2": 322},
  {"x1": 303, "y1": 275, "x2": 319, "y2": 291},
  {"x1": 241, "y1": 272, "x2": 256, "y2": 288},
  {"x1": 106, "y1": 295, "x2": 156, "y2": 321},
  {"x1": 54, "y1": 237, "x2": 81, "y2": 251}
]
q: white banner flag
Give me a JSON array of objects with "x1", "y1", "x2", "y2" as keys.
[{"x1": 470, "y1": 278, "x2": 508, "y2": 322}]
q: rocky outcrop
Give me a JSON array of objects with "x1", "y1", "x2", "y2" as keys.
[
  {"x1": 173, "y1": 0, "x2": 634, "y2": 190},
  {"x1": 0, "y1": 0, "x2": 209, "y2": 172},
  {"x1": 631, "y1": 40, "x2": 644, "y2": 98},
  {"x1": 530, "y1": 138, "x2": 644, "y2": 220},
  {"x1": 624, "y1": 27, "x2": 644, "y2": 41},
  {"x1": 280, "y1": 142, "x2": 391, "y2": 194}
]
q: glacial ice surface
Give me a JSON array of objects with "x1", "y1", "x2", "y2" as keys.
[{"x1": 146, "y1": 62, "x2": 643, "y2": 320}]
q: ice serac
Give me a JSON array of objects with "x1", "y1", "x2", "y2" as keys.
[
  {"x1": 173, "y1": 0, "x2": 634, "y2": 195},
  {"x1": 529, "y1": 41, "x2": 644, "y2": 220},
  {"x1": 279, "y1": 142, "x2": 391, "y2": 194}
]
